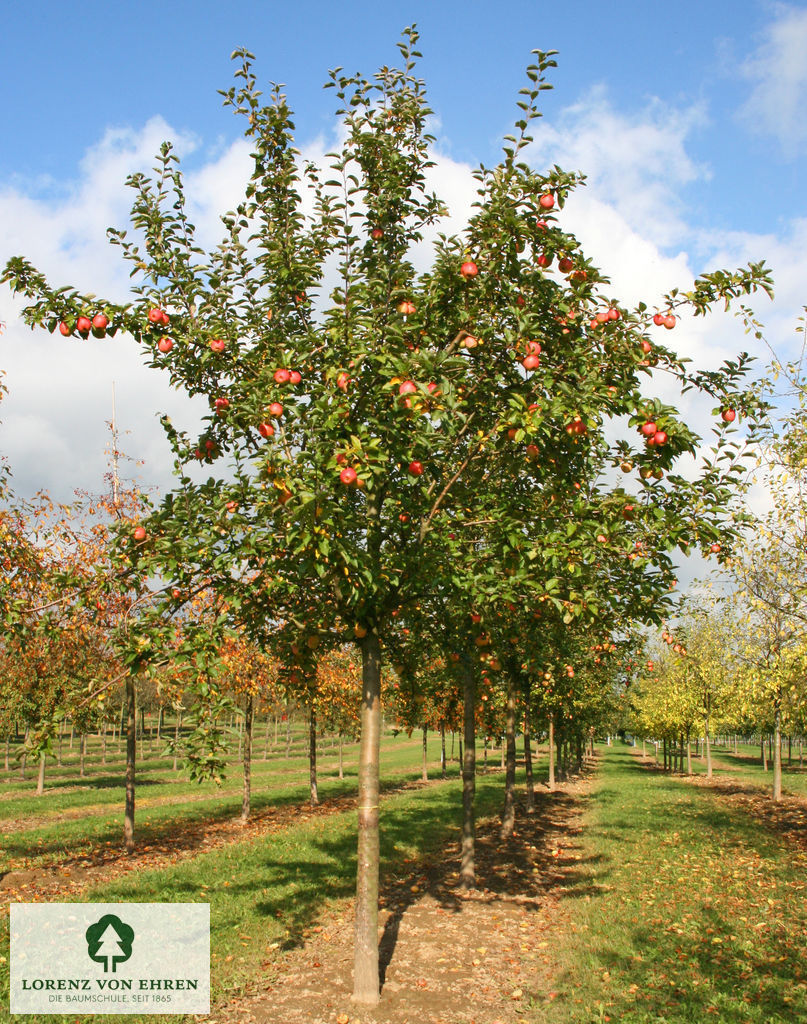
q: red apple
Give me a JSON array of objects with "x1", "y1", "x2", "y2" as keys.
[
  {"x1": 653, "y1": 430, "x2": 668, "y2": 445},
  {"x1": 371, "y1": 227, "x2": 384, "y2": 239},
  {"x1": 710, "y1": 542, "x2": 721, "y2": 553},
  {"x1": 607, "y1": 307, "x2": 620, "y2": 321},
  {"x1": 289, "y1": 370, "x2": 302, "y2": 384},
  {"x1": 539, "y1": 193, "x2": 555, "y2": 209},
  {"x1": 269, "y1": 402, "x2": 283, "y2": 417},
  {"x1": 652, "y1": 313, "x2": 665, "y2": 326},
  {"x1": 148, "y1": 308, "x2": 164, "y2": 325},
  {"x1": 158, "y1": 336, "x2": 173, "y2": 353},
  {"x1": 91, "y1": 313, "x2": 109, "y2": 336},
  {"x1": 558, "y1": 256, "x2": 573, "y2": 273},
  {"x1": 398, "y1": 380, "x2": 417, "y2": 396},
  {"x1": 460, "y1": 260, "x2": 479, "y2": 278},
  {"x1": 274, "y1": 368, "x2": 291, "y2": 384},
  {"x1": 622, "y1": 504, "x2": 635, "y2": 520},
  {"x1": 397, "y1": 300, "x2": 416, "y2": 315},
  {"x1": 210, "y1": 338, "x2": 226, "y2": 354},
  {"x1": 171, "y1": 588, "x2": 182, "y2": 600},
  {"x1": 522, "y1": 354, "x2": 541, "y2": 371},
  {"x1": 526, "y1": 444, "x2": 539, "y2": 458},
  {"x1": 340, "y1": 466, "x2": 358, "y2": 485},
  {"x1": 258, "y1": 422, "x2": 274, "y2": 438},
  {"x1": 640, "y1": 421, "x2": 657, "y2": 436},
  {"x1": 721, "y1": 408, "x2": 736, "y2": 423},
  {"x1": 536, "y1": 219, "x2": 548, "y2": 230},
  {"x1": 408, "y1": 460, "x2": 424, "y2": 476},
  {"x1": 76, "y1": 316, "x2": 92, "y2": 335},
  {"x1": 337, "y1": 371, "x2": 350, "y2": 390},
  {"x1": 663, "y1": 315, "x2": 676, "y2": 330},
  {"x1": 58, "y1": 321, "x2": 72, "y2": 336},
  {"x1": 133, "y1": 526, "x2": 147, "y2": 542},
  {"x1": 640, "y1": 339, "x2": 652, "y2": 354},
  {"x1": 525, "y1": 340, "x2": 542, "y2": 355},
  {"x1": 536, "y1": 253, "x2": 552, "y2": 268},
  {"x1": 214, "y1": 397, "x2": 230, "y2": 415}
]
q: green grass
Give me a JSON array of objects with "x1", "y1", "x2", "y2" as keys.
[
  {"x1": 534, "y1": 743, "x2": 807, "y2": 1024},
  {"x1": 0, "y1": 752, "x2": 516, "y2": 1024}
]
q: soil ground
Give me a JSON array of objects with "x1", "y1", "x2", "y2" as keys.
[{"x1": 210, "y1": 776, "x2": 592, "y2": 1024}]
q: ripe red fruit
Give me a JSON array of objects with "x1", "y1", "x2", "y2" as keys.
[
  {"x1": 398, "y1": 380, "x2": 417, "y2": 396},
  {"x1": 460, "y1": 260, "x2": 479, "y2": 278},
  {"x1": 536, "y1": 253, "x2": 552, "y2": 268},
  {"x1": 171, "y1": 588, "x2": 182, "y2": 600},
  {"x1": 721, "y1": 408, "x2": 736, "y2": 423},
  {"x1": 269, "y1": 402, "x2": 283, "y2": 417},
  {"x1": 91, "y1": 313, "x2": 109, "y2": 335},
  {"x1": 607, "y1": 307, "x2": 620, "y2": 321},
  {"x1": 539, "y1": 193, "x2": 555, "y2": 209},
  {"x1": 516, "y1": 294, "x2": 526, "y2": 307},
  {"x1": 148, "y1": 308, "x2": 164, "y2": 324},
  {"x1": 159, "y1": 337, "x2": 175, "y2": 356},
  {"x1": 58, "y1": 321, "x2": 72, "y2": 336},
  {"x1": 558, "y1": 256, "x2": 573, "y2": 273},
  {"x1": 640, "y1": 421, "x2": 657, "y2": 437},
  {"x1": 663, "y1": 315, "x2": 676, "y2": 330},
  {"x1": 371, "y1": 227, "x2": 384, "y2": 239},
  {"x1": 397, "y1": 300, "x2": 416, "y2": 316},
  {"x1": 622, "y1": 504, "x2": 635, "y2": 520},
  {"x1": 133, "y1": 526, "x2": 147, "y2": 542},
  {"x1": 536, "y1": 219, "x2": 548, "y2": 231},
  {"x1": 653, "y1": 430, "x2": 668, "y2": 446},
  {"x1": 340, "y1": 466, "x2": 358, "y2": 486},
  {"x1": 710, "y1": 542, "x2": 721, "y2": 553},
  {"x1": 274, "y1": 368, "x2": 291, "y2": 384},
  {"x1": 640, "y1": 339, "x2": 652, "y2": 354},
  {"x1": 408, "y1": 460, "x2": 424, "y2": 476},
  {"x1": 160, "y1": 310, "x2": 169, "y2": 326},
  {"x1": 289, "y1": 370, "x2": 302, "y2": 384},
  {"x1": 210, "y1": 338, "x2": 226, "y2": 354},
  {"x1": 525, "y1": 340, "x2": 542, "y2": 355},
  {"x1": 526, "y1": 444, "x2": 539, "y2": 458},
  {"x1": 522, "y1": 354, "x2": 541, "y2": 371},
  {"x1": 652, "y1": 313, "x2": 665, "y2": 326},
  {"x1": 336, "y1": 371, "x2": 350, "y2": 391},
  {"x1": 76, "y1": 316, "x2": 92, "y2": 335},
  {"x1": 214, "y1": 397, "x2": 230, "y2": 415},
  {"x1": 258, "y1": 422, "x2": 274, "y2": 438}
]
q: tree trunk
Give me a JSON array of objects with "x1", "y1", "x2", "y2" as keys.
[
  {"x1": 69, "y1": 721, "x2": 74, "y2": 750},
  {"x1": 285, "y1": 707, "x2": 292, "y2": 759},
  {"x1": 338, "y1": 733, "x2": 344, "y2": 779},
  {"x1": 440, "y1": 721, "x2": 446, "y2": 780},
  {"x1": 773, "y1": 697, "x2": 782, "y2": 803},
  {"x1": 460, "y1": 656, "x2": 477, "y2": 890},
  {"x1": 5, "y1": 733, "x2": 10, "y2": 771},
  {"x1": 80, "y1": 733, "x2": 86, "y2": 778},
  {"x1": 20, "y1": 727, "x2": 29, "y2": 780},
  {"x1": 642, "y1": 737, "x2": 646, "y2": 758},
  {"x1": 309, "y1": 705, "x2": 319, "y2": 806},
  {"x1": 523, "y1": 679, "x2": 534, "y2": 813},
  {"x1": 548, "y1": 716, "x2": 556, "y2": 791},
  {"x1": 242, "y1": 694, "x2": 253, "y2": 821},
  {"x1": 483, "y1": 735, "x2": 488, "y2": 772},
  {"x1": 421, "y1": 725, "x2": 428, "y2": 782},
  {"x1": 124, "y1": 675, "x2": 136, "y2": 854},
  {"x1": 237, "y1": 708, "x2": 244, "y2": 761},
  {"x1": 353, "y1": 632, "x2": 382, "y2": 1006},
  {"x1": 705, "y1": 711, "x2": 712, "y2": 779},
  {"x1": 686, "y1": 729, "x2": 692, "y2": 775},
  {"x1": 500, "y1": 675, "x2": 517, "y2": 840},
  {"x1": 56, "y1": 726, "x2": 62, "y2": 767},
  {"x1": 264, "y1": 714, "x2": 271, "y2": 760},
  {"x1": 36, "y1": 751, "x2": 46, "y2": 795}
]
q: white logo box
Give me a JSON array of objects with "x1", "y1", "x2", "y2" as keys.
[{"x1": 10, "y1": 903, "x2": 210, "y2": 1014}]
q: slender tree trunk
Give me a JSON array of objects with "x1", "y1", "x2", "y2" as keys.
[
  {"x1": 483, "y1": 735, "x2": 488, "y2": 772},
  {"x1": 450, "y1": 731, "x2": 455, "y2": 761},
  {"x1": 124, "y1": 675, "x2": 136, "y2": 854},
  {"x1": 20, "y1": 727, "x2": 29, "y2": 780},
  {"x1": 274, "y1": 713, "x2": 279, "y2": 749},
  {"x1": 686, "y1": 729, "x2": 692, "y2": 775},
  {"x1": 79, "y1": 733, "x2": 86, "y2": 778},
  {"x1": 353, "y1": 632, "x2": 382, "y2": 1005},
  {"x1": 642, "y1": 737, "x2": 646, "y2": 758},
  {"x1": 309, "y1": 705, "x2": 319, "y2": 806},
  {"x1": 762, "y1": 736, "x2": 768, "y2": 771},
  {"x1": 460, "y1": 656, "x2": 477, "y2": 889},
  {"x1": 173, "y1": 712, "x2": 181, "y2": 771},
  {"x1": 734, "y1": 734, "x2": 739, "y2": 755},
  {"x1": 788, "y1": 735, "x2": 792, "y2": 766},
  {"x1": 264, "y1": 714, "x2": 271, "y2": 760},
  {"x1": 69, "y1": 722, "x2": 74, "y2": 750},
  {"x1": 523, "y1": 702, "x2": 535, "y2": 813},
  {"x1": 500, "y1": 675, "x2": 517, "y2": 839},
  {"x1": 242, "y1": 694, "x2": 253, "y2": 821},
  {"x1": 421, "y1": 725, "x2": 428, "y2": 782},
  {"x1": 285, "y1": 707, "x2": 292, "y2": 759},
  {"x1": 338, "y1": 733, "x2": 344, "y2": 779},
  {"x1": 705, "y1": 711, "x2": 712, "y2": 779},
  {"x1": 237, "y1": 709, "x2": 244, "y2": 761},
  {"x1": 36, "y1": 751, "x2": 46, "y2": 795},
  {"x1": 440, "y1": 721, "x2": 446, "y2": 780},
  {"x1": 773, "y1": 697, "x2": 782, "y2": 802},
  {"x1": 56, "y1": 725, "x2": 63, "y2": 767},
  {"x1": 548, "y1": 716, "x2": 556, "y2": 791},
  {"x1": 5, "y1": 733, "x2": 11, "y2": 771},
  {"x1": 458, "y1": 735, "x2": 463, "y2": 766},
  {"x1": 101, "y1": 723, "x2": 107, "y2": 766}
]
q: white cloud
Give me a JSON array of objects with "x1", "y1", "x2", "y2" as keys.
[{"x1": 739, "y1": 4, "x2": 807, "y2": 154}]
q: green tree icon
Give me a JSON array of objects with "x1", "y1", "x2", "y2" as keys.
[{"x1": 85, "y1": 914, "x2": 134, "y2": 973}]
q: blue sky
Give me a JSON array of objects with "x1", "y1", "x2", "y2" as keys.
[{"x1": 1, "y1": 0, "x2": 806, "y2": 522}]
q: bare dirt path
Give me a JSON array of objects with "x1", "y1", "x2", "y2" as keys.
[{"x1": 210, "y1": 768, "x2": 596, "y2": 1024}]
